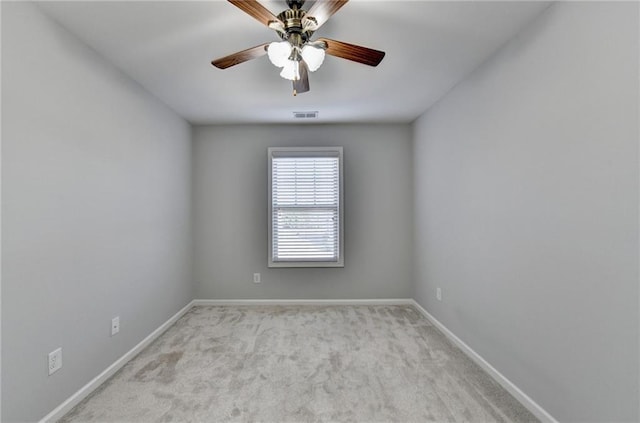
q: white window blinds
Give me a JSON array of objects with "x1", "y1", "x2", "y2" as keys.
[{"x1": 268, "y1": 147, "x2": 344, "y2": 267}]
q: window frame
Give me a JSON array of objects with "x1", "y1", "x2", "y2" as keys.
[{"x1": 268, "y1": 146, "x2": 344, "y2": 268}]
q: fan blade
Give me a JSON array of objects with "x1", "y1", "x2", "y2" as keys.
[
  {"x1": 293, "y1": 61, "x2": 310, "y2": 95},
  {"x1": 228, "y1": 0, "x2": 282, "y2": 27},
  {"x1": 305, "y1": 0, "x2": 348, "y2": 29},
  {"x1": 317, "y1": 37, "x2": 385, "y2": 67},
  {"x1": 211, "y1": 43, "x2": 269, "y2": 69}
]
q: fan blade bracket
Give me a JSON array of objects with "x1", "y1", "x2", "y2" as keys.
[
  {"x1": 305, "y1": 0, "x2": 349, "y2": 30},
  {"x1": 268, "y1": 20, "x2": 286, "y2": 35},
  {"x1": 301, "y1": 16, "x2": 318, "y2": 32},
  {"x1": 307, "y1": 39, "x2": 328, "y2": 50}
]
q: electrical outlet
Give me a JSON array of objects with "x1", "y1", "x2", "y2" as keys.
[
  {"x1": 253, "y1": 273, "x2": 261, "y2": 284},
  {"x1": 111, "y1": 316, "x2": 120, "y2": 336},
  {"x1": 436, "y1": 287, "x2": 442, "y2": 301},
  {"x1": 48, "y1": 348, "x2": 62, "y2": 375}
]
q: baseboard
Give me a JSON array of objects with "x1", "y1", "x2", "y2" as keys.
[
  {"x1": 39, "y1": 298, "x2": 556, "y2": 423},
  {"x1": 409, "y1": 300, "x2": 558, "y2": 423},
  {"x1": 192, "y1": 298, "x2": 414, "y2": 306},
  {"x1": 39, "y1": 300, "x2": 195, "y2": 423}
]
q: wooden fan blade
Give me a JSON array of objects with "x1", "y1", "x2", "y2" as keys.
[
  {"x1": 293, "y1": 61, "x2": 310, "y2": 95},
  {"x1": 228, "y1": 0, "x2": 282, "y2": 27},
  {"x1": 211, "y1": 43, "x2": 269, "y2": 69},
  {"x1": 305, "y1": 0, "x2": 348, "y2": 29},
  {"x1": 317, "y1": 37, "x2": 385, "y2": 67}
]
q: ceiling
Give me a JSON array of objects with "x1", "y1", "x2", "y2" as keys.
[{"x1": 37, "y1": 0, "x2": 551, "y2": 124}]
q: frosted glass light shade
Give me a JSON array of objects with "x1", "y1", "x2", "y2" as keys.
[
  {"x1": 280, "y1": 60, "x2": 300, "y2": 81},
  {"x1": 268, "y1": 41, "x2": 292, "y2": 68},
  {"x1": 301, "y1": 45, "x2": 325, "y2": 72}
]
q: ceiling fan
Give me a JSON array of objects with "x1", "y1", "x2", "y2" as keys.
[{"x1": 211, "y1": 0, "x2": 385, "y2": 95}]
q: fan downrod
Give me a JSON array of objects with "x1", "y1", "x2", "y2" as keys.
[{"x1": 286, "y1": 0, "x2": 305, "y2": 9}]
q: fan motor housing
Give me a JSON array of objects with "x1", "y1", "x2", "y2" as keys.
[{"x1": 277, "y1": 8, "x2": 313, "y2": 42}]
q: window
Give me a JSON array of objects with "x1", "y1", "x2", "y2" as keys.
[{"x1": 268, "y1": 147, "x2": 344, "y2": 267}]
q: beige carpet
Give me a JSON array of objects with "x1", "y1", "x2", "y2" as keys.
[{"x1": 60, "y1": 305, "x2": 538, "y2": 422}]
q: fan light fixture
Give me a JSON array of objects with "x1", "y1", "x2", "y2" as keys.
[
  {"x1": 301, "y1": 44, "x2": 325, "y2": 71},
  {"x1": 267, "y1": 41, "x2": 292, "y2": 68},
  {"x1": 267, "y1": 41, "x2": 325, "y2": 81},
  {"x1": 280, "y1": 59, "x2": 300, "y2": 80}
]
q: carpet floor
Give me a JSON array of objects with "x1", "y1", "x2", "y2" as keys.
[{"x1": 60, "y1": 305, "x2": 538, "y2": 422}]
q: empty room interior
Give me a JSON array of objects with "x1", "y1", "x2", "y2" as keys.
[{"x1": 1, "y1": 0, "x2": 639, "y2": 422}]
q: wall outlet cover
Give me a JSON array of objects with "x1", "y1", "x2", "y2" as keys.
[
  {"x1": 48, "y1": 348, "x2": 62, "y2": 375},
  {"x1": 111, "y1": 316, "x2": 120, "y2": 336}
]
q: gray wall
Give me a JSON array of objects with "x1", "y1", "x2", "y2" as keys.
[
  {"x1": 193, "y1": 124, "x2": 413, "y2": 299},
  {"x1": 412, "y1": 2, "x2": 639, "y2": 422},
  {"x1": 3, "y1": 1, "x2": 638, "y2": 422},
  {"x1": 1, "y1": 3, "x2": 192, "y2": 421}
]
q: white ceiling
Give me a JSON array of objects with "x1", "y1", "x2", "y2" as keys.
[{"x1": 37, "y1": 0, "x2": 551, "y2": 124}]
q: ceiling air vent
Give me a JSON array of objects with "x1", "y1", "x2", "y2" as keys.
[{"x1": 293, "y1": 111, "x2": 318, "y2": 119}]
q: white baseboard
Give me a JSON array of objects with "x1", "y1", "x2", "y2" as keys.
[
  {"x1": 192, "y1": 298, "x2": 414, "y2": 306},
  {"x1": 409, "y1": 300, "x2": 558, "y2": 423},
  {"x1": 39, "y1": 300, "x2": 195, "y2": 423},
  {"x1": 40, "y1": 298, "x2": 556, "y2": 423}
]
